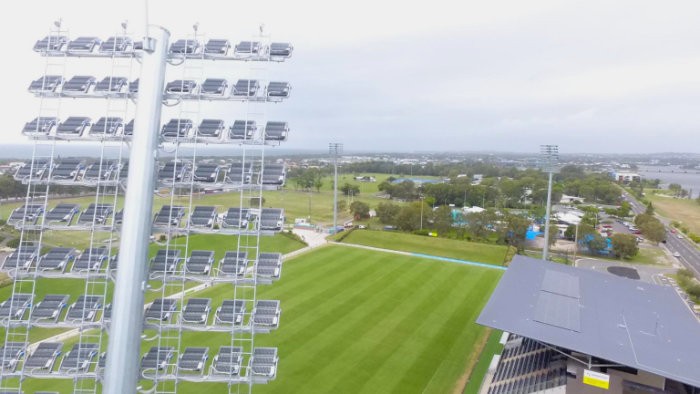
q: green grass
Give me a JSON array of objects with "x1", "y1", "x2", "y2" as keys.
[
  {"x1": 15, "y1": 245, "x2": 502, "y2": 393},
  {"x1": 338, "y1": 230, "x2": 510, "y2": 265},
  {"x1": 463, "y1": 329, "x2": 504, "y2": 394},
  {"x1": 647, "y1": 192, "x2": 700, "y2": 235}
]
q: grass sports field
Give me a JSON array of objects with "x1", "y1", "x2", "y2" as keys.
[
  {"x1": 13, "y1": 244, "x2": 502, "y2": 393},
  {"x1": 338, "y1": 229, "x2": 511, "y2": 266}
]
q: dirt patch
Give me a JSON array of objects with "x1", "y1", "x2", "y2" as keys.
[{"x1": 453, "y1": 328, "x2": 492, "y2": 394}]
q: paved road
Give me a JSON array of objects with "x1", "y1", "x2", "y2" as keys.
[{"x1": 621, "y1": 189, "x2": 700, "y2": 277}]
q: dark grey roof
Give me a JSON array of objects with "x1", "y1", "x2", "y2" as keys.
[{"x1": 476, "y1": 255, "x2": 700, "y2": 387}]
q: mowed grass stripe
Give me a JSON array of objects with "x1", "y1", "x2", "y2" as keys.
[
  {"x1": 325, "y1": 260, "x2": 478, "y2": 393},
  {"x1": 267, "y1": 253, "x2": 401, "y2": 330},
  {"x1": 263, "y1": 247, "x2": 372, "y2": 307},
  {"x1": 265, "y1": 251, "x2": 423, "y2": 356},
  {"x1": 391, "y1": 270, "x2": 500, "y2": 393},
  {"x1": 269, "y1": 257, "x2": 436, "y2": 392}
]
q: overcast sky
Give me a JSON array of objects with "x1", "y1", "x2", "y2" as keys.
[{"x1": 2, "y1": 0, "x2": 700, "y2": 154}]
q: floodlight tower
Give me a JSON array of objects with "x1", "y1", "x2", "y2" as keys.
[
  {"x1": 329, "y1": 143, "x2": 343, "y2": 233},
  {"x1": 540, "y1": 144, "x2": 559, "y2": 261},
  {"x1": 104, "y1": 25, "x2": 170, "y2": 394}
]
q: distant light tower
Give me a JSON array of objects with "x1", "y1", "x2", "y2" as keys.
[
  {"x1": 329, "y1": 143, "x2": 343, "y2": 233},
  {"x1": 540, "y1": 144, "x2": 559, "y2": 261}
]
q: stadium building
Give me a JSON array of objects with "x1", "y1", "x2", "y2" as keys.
[{"x1": 477, "y1": 256, "x2": 700, "y2": 394}]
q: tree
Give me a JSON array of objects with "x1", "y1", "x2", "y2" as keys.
[
  {"x1": 564, "y1": 224, "x2": 576, "y2": 240},
  {"x1": 501, "y1": 213, "x2": 530, "y2": 252},
  {"x1": 430, "y1": 205, "x2": 453, "y2": 234},
  {"x1": 617, "y1": 201, "x2": 631, "y2": 218},
  {"x1": 639, "y1": 219, "x2": 666, "y2": 244},
  {"x1": 467, "y1": 210, "x2": 495, "y2": 240},
  {"x1": 585, "y1": 232, "x2": 608, "y2": 255},
  {"x1": 376, "y1": 202, "x2": 401, "y2": 224},
  {"x1": 396, "y1": 202, "x2": 423, "y2": 231},
  {"x1": 340, "y1": 183, "x2": 360, "y2": 197},
  {"x1": 611, "y1": 233, "x2": 639, "y2": 259},
  {"x1": 645, "y1": 202, "x2": 654, "y2": 215},
  {"x1": 336, "y1": 200, "x2": 347, "y2": 213},
  {"x1": 349, "y1": 201, "x2": 370, "y2": 220}
]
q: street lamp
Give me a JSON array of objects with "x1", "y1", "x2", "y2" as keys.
[
  {"x1": 329, "y1": 142, "x2": 343, "y2": 234},
  {"x1": 540, "y1": 144, "x2": 559, "y2": 261}
]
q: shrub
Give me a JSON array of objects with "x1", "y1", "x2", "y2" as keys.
[{"x1": 6, "y1": 238, "x2": 20, "y2": 249}]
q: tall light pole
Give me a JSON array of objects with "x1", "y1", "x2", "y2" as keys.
[
  {"x1": 329, "y1": 143, "x2": 343, "y2": 233},
  {"x1": 541, "y1": 144, "x2": 559, "y2": 261},
  {"x1": 420, "y1": 195, "x2": 424, "y2": 230},
  {"x1": 105, "y1": 26, "x2": 169, "y2": 394}
]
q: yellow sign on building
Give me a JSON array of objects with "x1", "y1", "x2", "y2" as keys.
[{"x1": 583, "y1": 369, "x2": 610, "y2": 390}]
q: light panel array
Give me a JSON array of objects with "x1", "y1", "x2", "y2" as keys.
[{"x1": 0, "y1": 21, "x2": 292, "y2": 394}]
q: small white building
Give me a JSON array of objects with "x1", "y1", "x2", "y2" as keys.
[{"x1": 560, "y1": 194, "x2": 585, "y2": 204}]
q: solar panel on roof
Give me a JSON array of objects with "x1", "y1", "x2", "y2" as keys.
[
  {"x1": 541, "y1": 270, "x2": 580, "y2": 299},
  {"x1": 533, "y1": 291, "x2": 581, "y2": 332}
]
